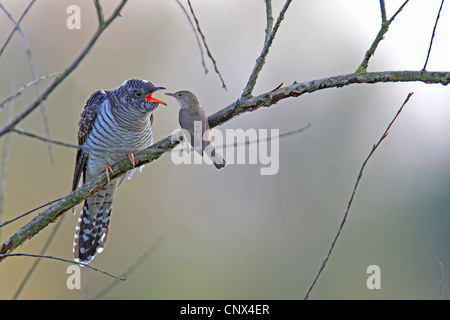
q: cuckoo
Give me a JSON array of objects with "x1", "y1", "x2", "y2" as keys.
[{"x1": 72, "y1": 79, "x2": 166, "y2": 263}]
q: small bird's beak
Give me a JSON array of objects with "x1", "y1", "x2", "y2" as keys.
[
  {"x1": 145, "y1": 87, "x2": 166, "y2": 105},
  {"x1": 165, "y1": 93, "x2": 176, "y2": 98}
]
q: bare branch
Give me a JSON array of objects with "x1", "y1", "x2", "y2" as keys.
[
  {"x1": 264, "y1": 0, "x2": 274, "y2": 45},
  {"x1": 356, "y1": 0, "x2": 410, "y2": 75},
  {"x1": 94, "y1": 0, "x2": 106, "y2": 27},
  {"x1": 304, "y1": 92, "x2": 414, "y2": 300},
  {"x1": 0, "y1": 0, "x2": 36, "y2": 59},
  {"x1": 0, "y1": 84, "x2": 14, "y2": 238},
  {"x1": 174, "y1": 0, "x2": 208, "y2": 74},
  {"x1": 423, "y1": 0, "x2": 445, "y2": 71},
  {"x1": 187, "y1": 0, "x2": 227, "y2": 90},
  {"x1": 379, "y1": 0, "x2": 387, "y2": 23},
  {"x1": 0, "y1": 253, "x2": 125, "y2": 281},
  {"x1": 0, "y1": 1, "x2": 55, "y2": 164},
  {"x1": 209, "y1": 70, "x2": 449, "y2": 129},
  {"x1": 0, "y1": 197, "x2": 62, "y2": 229},
  {"x1": 0, "y1": 0, "x2": 129, "y2": 138},
  {"x1": 241, "y1": 0, "x2": 292, "y2": 98},
  {"x1": 12, "y1": 216, "x2": 67, "y2": 300},
  {"x1": 0, "y1": 73, "x2": 60, "y2": 111},
  {"x1": 91, "y1": 233, "x2": 167, "y2": 299},
  {"x1": 435, "y1": 256, "x2": 444, "y2": 300}
]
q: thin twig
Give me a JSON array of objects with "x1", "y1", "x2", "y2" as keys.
[
  {"x1": 221, "y1": 124, "x2": 311, "y2": 149},
  {"x1": 0, "y1": 0, "x2": 36, "y2": 58},
  {"x1": 379, "y1": 0, "x2": 387, "y2": 23},
  {"x1": 435, "y1": 256, "x2": 444, "y2": 300},
  {"x1": 0, "y1": 73, "x2": 60, "y2": 111},
  {"x1": 241, "y1": 0, "x2": 292, "y2": 98},
  {"x1": 0, "y1": 0, "x2": 128, "y2": 138},
  {"x1": 0, "y1": 84, "x2": 14, "y2": 238},
  {"x1": 187, "y1": 0, "x2": 227, "y2": 90},
  {"x1": 0, "y1": 1, "x2": 55, "y2": 164},
  {"x1": 12, "y1": 216, "x2": 66, "y2": 300},
  {"x1": 264, "y1": 0, "x2": 274, "y2": 45},
  {"x1": 0, "y1": 197, "x2": 62, "y2": 229},
  {"x1": 356, "y1": 0, "x2": 410, "y2": 75},
  {"x1": 423, "y1": 0, "x2": 445, "y2": 71},
  {"x1": 92, "y1": 234, "x2": 167, "y2": 299},
  {"x1": 0, "y1": 253, "x2": 125, "y2": 281},
  {"x1": 304, "y1": 92, "x2": 414, "y2": 300},
  {"x1": 174, "y1": 0, "x2": 208, "y2": 74},
  {"x1": 94, "y1": 0, "x2": 105, "y2": 27}
]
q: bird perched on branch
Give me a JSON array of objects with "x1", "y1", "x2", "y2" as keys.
[
  {"x1": 72, "y1": 79, "x2": 166, "y2": 263},
  {"x1": 165, "y1": 90, "x2": 226, "y2": 169}
]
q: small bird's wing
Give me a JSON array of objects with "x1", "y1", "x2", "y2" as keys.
[
  {"x1": 199, "y1": 108, "x2": 210, "y2": 151},
  {"x1": 179, "y1": 108, "x2": 208, "y2": 155},
  {"x1": 72, "y1": 90, "x2": 106, "y2": 191}
]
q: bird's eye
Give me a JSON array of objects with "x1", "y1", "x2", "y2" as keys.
[{"x1": 134, "y1": 91, "x2": 143, "y2": 98}]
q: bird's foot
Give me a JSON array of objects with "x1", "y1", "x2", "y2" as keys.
[
  {"x1": 105, "y1": 165, "x2": 114, "y2": 184},
  {"x1": 127, "y1": 153, "x2": 135, "y2": 168}
]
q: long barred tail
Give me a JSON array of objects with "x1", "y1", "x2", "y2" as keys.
[{"x1": 73, "y1": 182, "x2": 117, "y2": 263}]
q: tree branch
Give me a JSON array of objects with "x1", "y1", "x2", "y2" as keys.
[
  {"x1": 356, "y1": 0, "x2": 409, "y2": 75},
  {"x1": 423, "y1": 0, "x2": 445, "y2": 71},
  {"x1": 0, "y1": 0, "x2": 128, "y2": 138},
  {"x1": 0, "y1": 70, "x2": 449, "y2": 260},
  {"x1": 0, "y1": 253, "x2": 125, "y2": 281},
  {"x1": 304, "y1": 92, "x2": 414, "y2": 299},
  {"x1": 187, "y1": 0, "x2": 227, "y2": 90},
  {"x1": 241, "y1": 0, "x2": 292, "y2": 98},
  {"x1": 0, "y1": 0, "x2": 36, "y2": 59}
]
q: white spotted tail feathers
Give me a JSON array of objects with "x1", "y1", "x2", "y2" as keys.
[{"x1": 73, "y1": 182, "x2": 117, "y2": 263}]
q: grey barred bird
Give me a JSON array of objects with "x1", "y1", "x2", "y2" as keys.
[
  {"x1": 72, "y1": 79, "x2": 166, "y2": 263},
  {"x1": 165, "y1": 90, "x2": 226, "y2": 169}
]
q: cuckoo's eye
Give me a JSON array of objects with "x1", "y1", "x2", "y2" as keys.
[{"x1": 134, "y1": 91, "x2": 144, "y2": 98}]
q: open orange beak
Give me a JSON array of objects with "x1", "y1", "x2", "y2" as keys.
[{"x1": 145, "y1": 87, "x2": 166, "y2": 105}]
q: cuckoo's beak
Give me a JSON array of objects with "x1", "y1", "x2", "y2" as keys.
[{"x1": 145, "y1": 87, "x2": 166, "y2": 105}]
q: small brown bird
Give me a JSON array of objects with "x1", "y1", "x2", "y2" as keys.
[{"x1": 165, "y1": 90, "x2": 226, "y2": 169}]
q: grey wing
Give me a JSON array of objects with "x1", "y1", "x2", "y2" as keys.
[
  {"x1": 179, "y1": 109, "x2": 208, "y2": 155},
  {"x1": 199, "y1": 108, "x2": 210, "y2": 151},
  {"x1": 72, "y1": 90, "x2": 106, "y2": 191}
]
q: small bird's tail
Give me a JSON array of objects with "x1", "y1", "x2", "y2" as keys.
[
  {"x1": 205, "y1": 143, "x2": 226, "y2": 169},
  {"x1": 73, "y1": 183, "x2": 117, "y2": 263}
]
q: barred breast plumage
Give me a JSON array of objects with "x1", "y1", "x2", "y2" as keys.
[{"x1": 72, "y1": 79, "x2": 165, "y2": 263}]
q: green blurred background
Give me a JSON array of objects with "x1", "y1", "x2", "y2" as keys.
[{"x1": 0, "y1": 0, "x2": 449, "y2": 299}]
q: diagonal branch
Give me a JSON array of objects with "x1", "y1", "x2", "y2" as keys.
[
  {"x1": 174, "y1": 0, "x2": 208, "y2": 74},
  {"x1": 356, "y1": 0, "x2": 410, "y2": 75},
  {"x1": 187, "y1": 0, "x2": 227, "y2": 90},
  {"x1": 0, "y1": 0, "x2": 36, "y2": 59},
  {"x1": 0, "y1": 70, "x2": 449, "y2": 260},
  {"x1": 423, "y1": 0, "x2": 445, "y2": 71},
  {"x1": 0, "y1": 73, "x2": 60, "y2": 111},
  {"x1": 0, "y1": 253, "x2": 125, "y2": 281},
  {"x1": 0, "y1": 0, "x2": 128, "y2": 138},
  {"x1": 0, "y1": 3, "x2": 55, "y2": 164},
  {"x1": 304, "y1": 92, "x2": 414, "y2": 300},
  {"x1": 241, "y1": 0, "x2": 292, "y2": 98}
]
